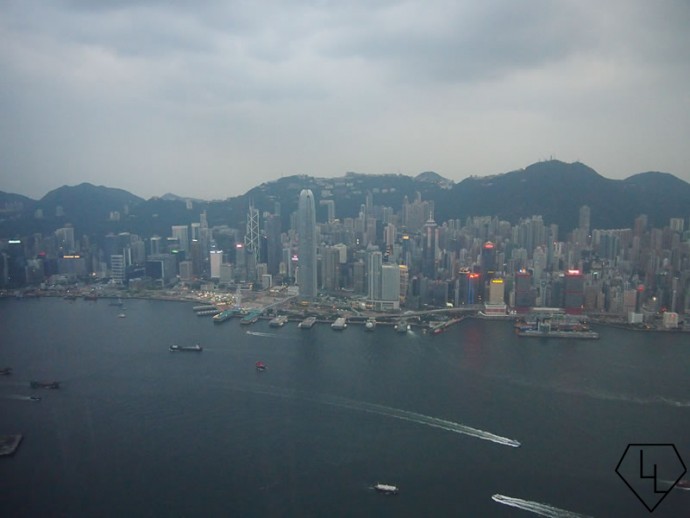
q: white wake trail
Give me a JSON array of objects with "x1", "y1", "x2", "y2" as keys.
[
  {"x1": 234, "y1": 383, "x2": 521, "y2": 448},
  {"x1": 492, "y1": 494, "x2": 591, "y2": 518},
  {"x1": 246, "y1": 331, "x2": 289, "y2": 339},
  {"x1": 325, "y1": 396, "x2": 521, "y2": 447}
]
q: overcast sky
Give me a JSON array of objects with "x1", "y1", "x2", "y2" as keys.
[{"x1": 2, "y1": 1, "x2": 689, "y2": 200}]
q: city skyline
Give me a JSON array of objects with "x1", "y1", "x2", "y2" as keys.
[
  {"x1": 3, "y1": 179, "x2": 689, "y2": 322},
  {"x1": 2, "y1": 1, "x2": 690, "y2": 200}
]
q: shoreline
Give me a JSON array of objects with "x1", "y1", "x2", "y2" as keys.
[{"x1": 4, "y1": 290, "x2": 689, "y2": 334}]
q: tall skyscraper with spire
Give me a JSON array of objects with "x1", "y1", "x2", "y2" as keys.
[{"x1": 298, "y1": 189, "x2": 317, "y2": 299}]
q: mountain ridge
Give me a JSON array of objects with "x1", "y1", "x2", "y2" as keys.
[{"x1": 1, "y1": 161, "x2": 688, "y2": 239}]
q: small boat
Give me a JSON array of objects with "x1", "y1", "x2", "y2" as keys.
[
  {"x1": 29, "y1": 396, "x2": 42, "y2": 402},
  {"x1": 0, "y1": 367, "x2": 12, "y2": 376},
  {"x1": 676, "y1": 479, "x2": 690, "y2": 489},
  {"x1": 118, "y1": 313, "x2": 126, "y2": 318},
  {"x1": 169, "y1": 344, "x2": 203, "y2": 352},
  {"x1": 30, "y1": 381, "x2": 60, "y2": 389},
  {"x1": 255, "y1": 361, "x2": 267, "y2": 371},
  {"x1": 365, "y1": 318, "x2": 377, "y2": 331},
  {"x1": 372, "y1": 483, "x2": 399, "y2": 495}
]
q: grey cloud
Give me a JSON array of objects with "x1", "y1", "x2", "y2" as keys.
[{"x1": 1, "y1": 0, "x2": 690, "y2": 199}]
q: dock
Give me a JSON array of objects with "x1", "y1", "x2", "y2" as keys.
[{"x1": 0, "y1": 434, "x2": 23, "y2": 456}]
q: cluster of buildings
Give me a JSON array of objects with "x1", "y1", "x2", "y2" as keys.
[{"x1": 2, "y1": 189, "x2": 690, "y2": 325}]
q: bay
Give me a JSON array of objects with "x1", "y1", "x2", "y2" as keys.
[{"x1": 1, "y1": 298, "x2": 688, "y2": 517}]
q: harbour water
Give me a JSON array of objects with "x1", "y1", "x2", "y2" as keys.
[{"x1": 1, "y1": 298, "x2": 688, "y2": 517}]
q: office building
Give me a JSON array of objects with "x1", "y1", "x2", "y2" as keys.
[{"x1": 297, "y1": 189, "x2": 317, "y2": 299}]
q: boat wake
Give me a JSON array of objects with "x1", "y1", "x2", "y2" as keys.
[
  {"x1": 321, "y1": 395, "x2": 521, "y2": 447},
  {"x1": 556, "y1": 386, "x2": 690, "y2": 408},
  {"x1": 659, "y1": 479, "x2": 690, "y2": 491},
  {"x1": 496, "y1": 375, "x2": 690, "y2": 408},
  {"x1": 3, "y1": 394, "x2": 40, "y2": 401},
  {"x1": 233, "y1": 383, "x2": 520, "y2": 448},
  {"x1": 246, "y1": 331, "x2": 290, "y2": 339},
  {"x1": 492, "y1": 494, "x2": 591, "y2": 517}
]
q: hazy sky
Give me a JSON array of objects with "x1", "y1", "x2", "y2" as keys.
[{"x1": 2, "y1": 1, "x2": 689, "y2": 200}]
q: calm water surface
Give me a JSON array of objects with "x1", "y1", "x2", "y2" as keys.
[{"x1": 1, "y1": 298, "x2": 688, "y2": 517}]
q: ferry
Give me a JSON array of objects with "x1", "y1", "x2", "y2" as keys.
[
  {"x1": 298, "y1": 316, "x2": 317, "y2": 329},
  {"x1": 169, "y1": 344, "x2": 203, "y2": 352},
  {"x1": 240, "y1": 310, "x2": 262, "y2": 325},
  {"x1": 269, "y1": 315, "x2": 289, "y2": 327},
  {"x1": 516, "y1": 320, "x2": 599, "y2": 339},
  {"x1": 365, "y1": 318, "x2": 377, "y2": 331},
  {"x1": 331, "y1": 317, "x2": 347, "y2": 330},
  {"x1": 30, "y1": 381, "x2": 60, "y2": 389},
  {"x1": 213, "y1": 308, "x2": 240, "y2": 323},
  {"x1": 372, "y1": 483, "x2": 399, "y2": 495}
]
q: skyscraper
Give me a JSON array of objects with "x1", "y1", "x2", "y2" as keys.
[
  {"x1": 422, "y1": 218, "x2": 438, "y2": 278},
  {"x1": 367, "y1": 250, "x2": 383, "y2": 301},
  {"x1": 298, "y1": 189, "x2": 317, "y2": 299}
]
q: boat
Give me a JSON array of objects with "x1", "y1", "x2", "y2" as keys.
[
  {"x1": 372, "y1": 483, "x2": 399, "y2": 495},
  {"x1": 213, "y1": 308, "x2": 240, "y2": 323},
  {"x1": 29, "y1": 396, "x2": 42, "y2": 402},
  {"x1": 30, "y1": 381, "x2": 60, "y2": 389},
  {"x1": 118, "y1": 313, "x2": 126, "y2": 318},
  {"x1": 298, "y1": 316, "x2": 317, "y2": 329},
  {"x1": 255, "y1": 361, "x2": 267, "y2": 371},
  {"x1": 240, "y1": 310, "x2": 262, "y2": 325},
  {"x1": 394, "y1": 320, "x2": 410, "y2": 333},
  {"x1": 169, "y1": 344, "x2": 203, "y2": 352},
  {"x1": 331, "y1": 317, "x2": 347, "y2": 330},
  {"x1": 365, "y1": 318, "x2": 377, "y2": 331},
  {"x1": 0, "y1": 367, "x2": 11, "y2": 376},
  {"x1": 676, "y1": 479, "x2": 690, "y2": 489},
  {"x1": 269, "y1": 315, "x2": 289, "y2": 327},
  {"x1": 515, "y1": 320, "x2": 599, "y2": 339}
]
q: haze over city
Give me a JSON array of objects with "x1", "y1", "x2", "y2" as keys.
[{"x1": 2, "y1": 0, "x2": 690, "y2": 200}]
